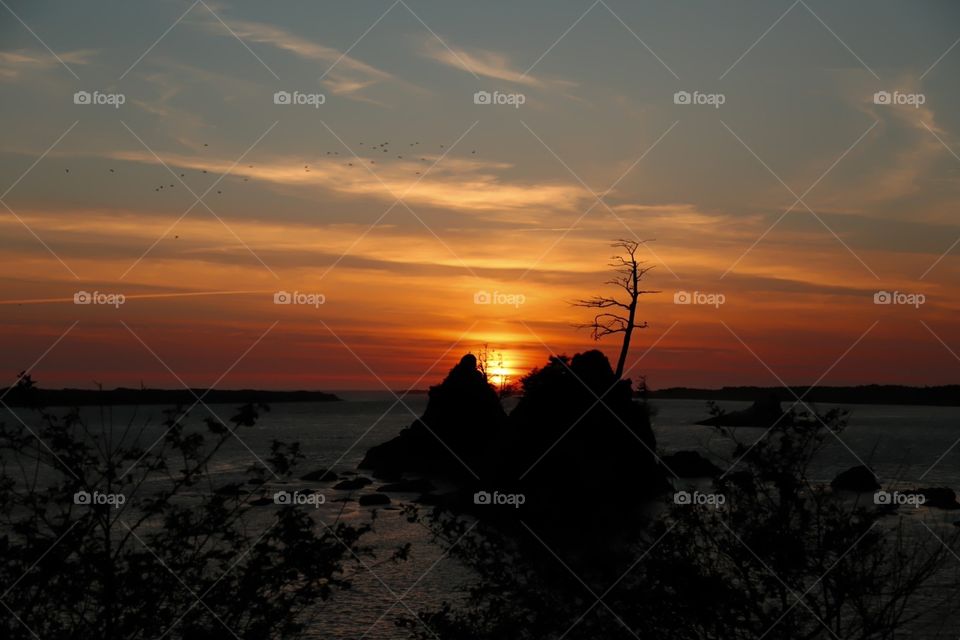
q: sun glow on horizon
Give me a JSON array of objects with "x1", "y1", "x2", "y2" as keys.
[
  {"x1": 488, "y1": 364, "x2": 512, "y2": 388},
  {"x1": 483, "y1": 350, "x2": 524, "y2": 390}
]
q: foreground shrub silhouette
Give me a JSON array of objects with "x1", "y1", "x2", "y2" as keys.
[
  {"x1": 402, "y1": 406, "x2": 960, "y2": 639},
  {"x1": 0, "y1": 374, "x2": 393, "y2": 640}
]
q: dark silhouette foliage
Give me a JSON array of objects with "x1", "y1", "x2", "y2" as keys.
[
  {"x1": 0, "y1": 374, "x2": 384, "y2": 640},
  {"x1": 402, "y1": 406, "x2": 960, "y2": 639}
]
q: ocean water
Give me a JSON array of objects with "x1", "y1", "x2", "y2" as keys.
[
  {"x1": 25, "y1": 394, "x2": 956, "y2": 488},
  {"x1": 3, "y1": 395, "x2": 959, "y2": 638}
]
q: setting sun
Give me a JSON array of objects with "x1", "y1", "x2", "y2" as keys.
[{"x1": 488, "y1": 363, "x2": 513, "y2": 388}]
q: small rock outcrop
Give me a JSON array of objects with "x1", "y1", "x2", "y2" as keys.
[
  {"x1": 333, "y1": 477, "x2": 372, "y2": 491},
  {"x1": 662, "y1": 451, "x2": 723, "y2": 478},
  {"x1": 830, "y1": 466, "x2": 881, "y2": 492},
  {"x1": 909, "y1": 487, "x2": 960, "y2": 510},
  {"x1": 697, "y1": 395, "x2": 787, "y2": 428},
  {"x1": 301, "y1": 468, "x2": 338, "y2": 482},
  {"x1": 378, "y1": 478, "x2": 435, "y2": 493},
  {"x1": 358, "y1": 493, "x2": 391, "y2": 506}
]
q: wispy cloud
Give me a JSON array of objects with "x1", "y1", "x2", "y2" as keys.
[
  {"x1": 0, "y1": 48, "x2": 94, "y2": 81},
  {"x1": 421, "y1": 38, "x2": 569, "y2": 89},
  {"x1": 187, "y1": 13, "x2": 404, "y2": 99},
  {"x1": 102, "y1": 149, "x2": 589, "y2": 214},
  {"x1": 833, "y1": 70, "x2": 950, "y2": 217},
  {"x1": 612, "y1": 203, "x2": 763, "y2": 239}
]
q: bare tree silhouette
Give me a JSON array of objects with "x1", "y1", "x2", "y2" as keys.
[{"x1": 574, "y1": 239, "x2": 659, "y2": 379}]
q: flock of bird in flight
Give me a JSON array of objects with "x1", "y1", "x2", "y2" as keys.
[{"x1": 63, "y1": 140, "x2": 479, "y2": 196}]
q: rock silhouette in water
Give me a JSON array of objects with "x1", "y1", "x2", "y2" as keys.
[
  {"x1": 359, "y1": 354, "x2": 506, "y2": 480},
  {"x1": 831, "y1": 465, "x2": 880, "y2": 492},
  {"x1": 697, "y1": 394, "x2": 787, "y2": 428},
  {"x1": 360, "y1": 349, "x2": 668, "y2": 533},
  {"x1": 505, "y1": 350, "x2": 667, "y2": 527},
  {"x1": 422, "y1": 354, "x2": 502, "y2": 442},
  {"x1": 662, "y1": 450, "x2": 723, "y2": 478},
  {"x1": 907, "y1": 487, "x2": 960, "y2": 510}
]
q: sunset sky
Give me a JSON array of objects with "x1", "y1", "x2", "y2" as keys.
[{"x1": 2, "y1": 0, "x2": 959, "y2": 390}]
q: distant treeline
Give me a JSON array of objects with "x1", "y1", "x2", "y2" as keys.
[
  {"x1": 1, "y1": 387, "x2": 342, "y2": 407},
  {"x1": 648, "y1": 385, "x2": 960, "y2": 407}
]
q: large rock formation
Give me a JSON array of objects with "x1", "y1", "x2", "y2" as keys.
[
  {"x1": 360, "y1": 350, "x2": 668, "y2": 533},
  {"x1": 359, "y1": 354, "x2": 507, "y2": 481},
  {"x1": 503, "y1": 350, "x2": 667, "y2": 526}
]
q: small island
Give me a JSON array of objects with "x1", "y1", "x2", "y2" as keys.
[{"x1": 0, "y1": 386, "x2": 341, "y2": 407}]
